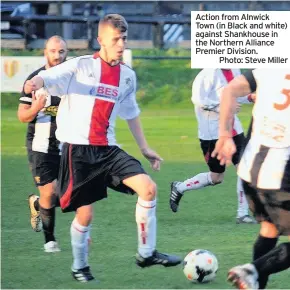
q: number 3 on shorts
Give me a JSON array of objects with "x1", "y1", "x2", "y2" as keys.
[{"x1": 274, "y1": 74, "x2": 290, "y2": 111}]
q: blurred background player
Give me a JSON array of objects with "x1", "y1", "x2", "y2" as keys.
[
  {"x1": 213, "y1": 69, "x2": 290, "y2": 289},
  {"x1": 18, "y1": 35, "x2": 68, "y2": 252},
  {"x1": 170, "y1": 68, "x2": 256, "y2": 224},
  {"x1": 23, "y1": 14, "x2": 182, "y2": 282}
]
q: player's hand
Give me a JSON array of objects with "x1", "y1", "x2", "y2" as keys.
[
  {"x1": 248, "y1": 93, "x2": 256, "y2": 103},
  {"x1": 141, "y1": 148, "x2": 163, "y2": 171},
  {"x1": 31, "y1": 91, "x2": 47, "y2": 111},
  {"x1": 211, "y1": 136, "x2": 236, "y2": 166},
  {"x1": 24, "y1": 79, "x2": 38, "y2": 94}
]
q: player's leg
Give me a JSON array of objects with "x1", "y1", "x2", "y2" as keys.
[
  {"x1": 228, "y1": 241, "x2": 290, "y2": 290},
  {"x1": 57, "y1": 143, "x2": 108, "y2": 282},
  {"x1": 233, "y1": 182, "x2": 278, "y2": 288},
  {"x1": 70, "y1": 204, "x2": 94, "y2": 282},
  {"x1": 106, "y1": 147, "x2": 181, "y2": 267},
  {"x1": 235, "y1": 175, "x2": 256, "y2": 224},
  {"x1": 170, "y1": 140, "x2": 221, "y2": 212},
  {"x1": 228, "y1": 185, "x2": 290, "y2": 289},
  {"x1": 38, "y1": 179, "x2": 60, "y2": 252},
  {"x1": 251, "y1": 189, "x2": 290, "y2": 288},
  {"x1": 122, "y1": 173, "x2": 182, "y2": 268},
  {"x1": 31, "y1": 152, "x2": 61, "y2": 252},
  {"x1": 27, "y1": 150, "x2": 42, "y2": 232},
  {"x1": 232, "y1": 134, "x2": 256, "y2": 224},
  {"x1": 252, "y1": 221, "x2": 279, "y2": 289}
]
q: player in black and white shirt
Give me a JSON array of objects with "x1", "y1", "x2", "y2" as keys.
[
  {"x1": 18, "y1": 36, "x2": 68, "y2": 253},
  {"x1": 212, "y1": 69, "x2": 290, "y2": 289}
]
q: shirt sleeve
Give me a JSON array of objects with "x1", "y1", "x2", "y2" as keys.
[
  {"x1": 38, "y1": 57, "x2": 79, "y2": 97},
  {"x1": 118, "y1": 72, "x2": 141, "y2": 120},
  {"x1": 242, "y1": 69, "x2": 257, "y2": 93},
  {"x1": 191, "y1": 70, "x2": 220, "y2": 112},
  {"x1": 19, "y1": 72, "x2": 36, "y2": 105}
]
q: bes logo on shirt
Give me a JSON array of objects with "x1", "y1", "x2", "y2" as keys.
[{"x1": 90, "y1": 84, "x2": 119, "y2": 100}]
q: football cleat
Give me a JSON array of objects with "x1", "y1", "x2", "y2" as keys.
[
  {"x1": 28, "y1": 194, "x2": 42, "y2": 232},
  {"x1": 236, "y1": 215, "x2": 257, "y2": 224},
  {"x1": 228, "y1": 263, "x2": 259, "y2": 290},
  {"x1": 72, "y1": 266, "x2": 95, "y2": 282},
  {"x1": 44, "y1": 241, "x2": 61, "y2": 253},
  {"x1": 170, "y1": 181, "x2": 183, "y2": 212},
  {"x1": 136, "y1": 250, "x2": 182, "y2": 268}
]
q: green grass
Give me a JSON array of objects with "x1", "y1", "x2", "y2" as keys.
[{"x1": 2, "y1": 106, "x2": 290, "y2": 289}]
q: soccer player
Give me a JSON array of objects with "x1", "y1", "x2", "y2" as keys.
[
  {"x1": 170, "y1": 68, "x2": 256, "y2": 224},
  {"x1": 23, "y1": 14, "x2": 182, "y2": 282},
  {"x1": 212, "y1": 69, "x2": 290, "y2": 289},
  {"x1": 18, "y1": 35, "x2": 68, "y2": 252}
]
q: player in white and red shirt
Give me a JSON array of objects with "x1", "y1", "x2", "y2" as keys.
[
  {"x1": 170, "y1": 68, "x2": 256, "y2": 224},
  {"x1": 213, "y1": 69, "x2": 290, "y2": 290},
  {"x1": 23, "y1": 14, "x2": 181, "y2": 282}
]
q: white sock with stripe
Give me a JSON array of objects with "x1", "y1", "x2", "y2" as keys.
[
  {"x1": 176, "y1": 172, "x2": 213, "y2": 193},
  {"x1": 71, "y1": 218, "x2": 91, "y2": 270},
  {"x1": 136, "y1": 197, "x2": 156, "y2": 258},
  {"x1": 236, "y1": 177, "x2": 249, "y2": 217}
]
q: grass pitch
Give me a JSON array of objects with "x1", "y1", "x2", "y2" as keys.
[{"x1": 2, "y1": 107, "x2": 289, "y2": 289}]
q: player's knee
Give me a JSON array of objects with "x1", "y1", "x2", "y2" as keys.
[
  {"x1": 260, "y1": 221, "x2": 279, "y2": 238},
  {"x1": 146, "y1": 181, "x2": 157, "y2": 200},
  {"x1": 210, "y1": 172, "x2": 224, "y2": 185},
  {"x1": 76, "y1": 205, "x2": 93, "y2": 226},
  {"x1": 140, "y1": 180, "x2": 157, "y2": 201}
]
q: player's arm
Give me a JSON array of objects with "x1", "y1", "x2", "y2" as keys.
[
  {"x1": 212, "y1": 70, "x2": 256, "y2": 165},
  {"x1": 18, "y1": 73, "x2": 47, "y2": 122},
  {"x1": 18, "y1": 92, "x2": 46, "y2": 123},
  {"x1": 127, "y1": 116, "x2": 163, "y2": 171},
  {"x1": 24, "y1": 57, "x2": 79, "y2": 96},
  {"x1": 219, "y1": 72, "x2": 255, "y2": 138},
  {"x1": 191, "y1": 71, "x2": 219, "y2": 112},
  {"x1": 119, "y1": 72, "x2": 162, "y2": 171}
]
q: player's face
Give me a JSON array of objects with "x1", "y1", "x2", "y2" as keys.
[
  {"x1": 45, "y1": 40, "x2": 68, "y2": 68},
  {"x1": 99, "y1": 26, "x2": 127, "y2": 61}
]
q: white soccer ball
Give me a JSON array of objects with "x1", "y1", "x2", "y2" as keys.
[{"x1": 183, "y1": 249, "x2": 218, "y2": 283}]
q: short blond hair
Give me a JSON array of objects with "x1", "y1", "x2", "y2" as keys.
[{"x1": 98, "y1": 14, "x2": 128, "y2": 33}]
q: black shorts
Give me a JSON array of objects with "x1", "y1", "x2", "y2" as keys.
[
  {"x1": 57, "y1": 143, "x2": 147, "y2": 212},
  {"x1": 28, "y1": 150, "x2": 60, "y2": 187},
  {"x1": 242, "y1": 180, "x2": 290, "y2": 236},
  {"x1": 200, "y1": 133, "x2": 245, "y2": 173}
]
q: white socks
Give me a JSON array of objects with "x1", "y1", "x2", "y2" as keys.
[
  {"x1": 70, "y1": 218, "x2": 91, "y2": 270},
  {"x1": 176, "y1": 173, "x2": 250, "y2": 218},
  {"x1": 176, "y1": 172, "x2": 213, "y2": 193},
  {"x1": 136, "y1": 197, "x2": 156, "y2": 258},
  {"x1": 236, "y1": 177, "x2": 249, "y2": 218}
]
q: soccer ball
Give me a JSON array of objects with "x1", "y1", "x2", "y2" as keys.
[{"x1": 183, "y1": 249, "x2": 218, "y2": 283}]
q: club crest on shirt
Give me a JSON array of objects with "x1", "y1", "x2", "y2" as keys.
[
  {"x1": 125, "y1": 77, "x2": 132, "y2": 86},
  {"x1": 43, "y1": 106, "x2": 58, "y2": 117}
]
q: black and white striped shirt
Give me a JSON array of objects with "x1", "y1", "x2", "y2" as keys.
[
  {"x1": 238, "y1": 69, "x2": 290, "y2": 192},
  {"x1": 19, "y1": 66, "x2": 61, "y2": 155}
]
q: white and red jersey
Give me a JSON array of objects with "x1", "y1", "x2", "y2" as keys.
[
  {"x1": 192, "y1": 69, "x2": 252, "y2": 140},
  {"x1": 38, "y1": 53, "x2": 140, "y2": 146}
]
